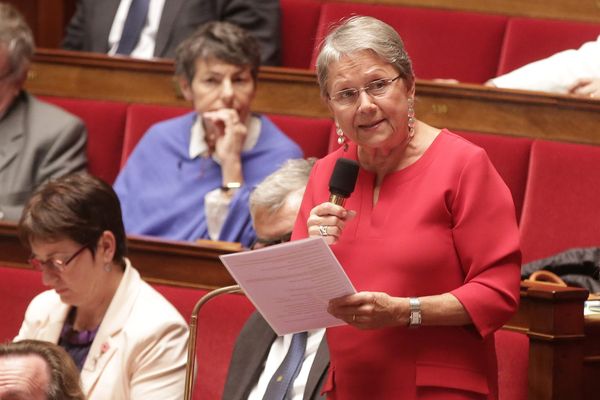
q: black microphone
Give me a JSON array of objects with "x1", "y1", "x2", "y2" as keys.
[{"x1": 328, "y1": 158, "x2": 359, "y2": 207}]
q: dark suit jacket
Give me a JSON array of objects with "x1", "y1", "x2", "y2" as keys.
[
  {"x1": 61, "y1": 0, "x2": 281, "y2": 65},
  {"x1": 222, "y1": 312, "x2": 329, "y2": 400},
  {"x1": 0, "y1": 92, "x2": 87, "y2": 220}
]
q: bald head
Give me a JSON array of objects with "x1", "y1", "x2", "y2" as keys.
[{"x1": 0, "y1": 354, "x2": 50, "y2": 400}]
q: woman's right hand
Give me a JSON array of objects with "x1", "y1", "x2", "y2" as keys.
[{"x1": 307, "y1": 202, "x2": 355, "y2": 244}]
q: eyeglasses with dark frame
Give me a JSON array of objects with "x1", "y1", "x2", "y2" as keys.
[
  {"x1": 328, "y1": 74, "x2": 403, "y2": 107},
  {"x1": 28, "y1": 243, "x2": 90, "y2": 273},
  {"x1": 251, "y1": 232, "x2": 293, "y2": 250}
]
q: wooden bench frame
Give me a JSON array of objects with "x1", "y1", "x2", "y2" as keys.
[{"x1": 26, "y1": 49, "x2": 600, "y2": 146}]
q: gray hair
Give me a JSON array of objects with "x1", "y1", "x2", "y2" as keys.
[
  {"x1": 316, "y1": 15, "x2": 414, "y2": 98},
  {"x1": 0, "y1": 3, "x2": 34, "y2": 82},
  {"x1": 175, "y1": 21, "x2": 261, "y2": 84},
  {"x1": 250, "y1": 158, "x2": 316, "y2": 218},
  {"x1": 0, "y1": 340, "x2": 85, "y2": 400}
]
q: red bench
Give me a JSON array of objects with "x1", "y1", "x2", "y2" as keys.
[
  {"x1": 278, "y1": 1, "x2": 600, "y2": 83},
  {"x1": 38, "y1": 96, "x2": 128, "y2": 184},
  {"x1": 311, "y1": 2, "x2": 508, "y2": 83},
  {"x1": 497, "y1": 17, "x2": 600, "y2": 76}
]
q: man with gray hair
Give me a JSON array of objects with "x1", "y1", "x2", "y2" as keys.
[
  {"x1": 0, "y1": 339, "x2": 85, "y2": 400},
  {"x1": 222, "y1": 158, "x2": 329, "y2": 400},
  {"x1": 0, "y1": 2, "x2": 87, "y2": 221}
]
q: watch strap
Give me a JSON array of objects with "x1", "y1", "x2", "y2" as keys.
[{"x1": 408, "y1": 297, "x2": 422, "y2": 328}]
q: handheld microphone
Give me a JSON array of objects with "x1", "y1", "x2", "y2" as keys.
[{"x1": 328, "y1": 158, "x2": 359, "y2": 207}]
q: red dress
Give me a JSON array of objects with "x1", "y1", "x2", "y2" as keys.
[{"x1": 292, "y1": 130, "x2": 521, "y2": 399}]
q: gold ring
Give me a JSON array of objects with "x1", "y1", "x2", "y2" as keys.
[{"x1": 318, "y1": 225, "x2": 328, "y2": 237}]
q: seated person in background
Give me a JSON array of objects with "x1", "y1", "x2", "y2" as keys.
[
  {"x1": 0, "y1": 339, "x2": 85, "y2": 400},
  {"x1": 61, "y1": 0, "x2": 281, "y2": 65},
  {"x1": 222, "y1": 158, "x2": 329, "y2": 400},
  {"x1": 15, "y1": 173, "x2": 188, "y2": 400},
  {"x1": 488, "y1": 35, "x2": 600, "y2": 97},
  {"x1": 0, "y1": 3, "x2": 87, "y2": 221},
  {"x1": 114, "y1": 22, "x2": 302, "y2": 248}
]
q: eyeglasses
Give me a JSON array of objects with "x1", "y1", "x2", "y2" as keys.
[
  {"x1": 329, "y1": 74, "x2": 402, "y2": 106},
  {"x1": 251, "y1": 232, "x2": 293, "y2": 250},
  {"x1": 28, "y1": 244, "x2": 90, "y2": 273}
]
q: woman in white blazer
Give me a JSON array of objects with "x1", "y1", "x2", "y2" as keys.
[{"x1": 14, "y1": 173, "x2": 188, "y2": 400}]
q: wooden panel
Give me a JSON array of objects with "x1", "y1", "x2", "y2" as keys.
[
  {"x1": 505, "y1": 281, "x2": 588, "y2": 399},
  {"x1": 340, "y1": 0, "x2": 600, "y2": 24},
  {"x1": 4, "y1": 0, "x2": 73, "y2": 48},
  {"x1": 25, "y1": 49, "x2": 600, "y2": 146},
  {"x1": 0, "y1": 221, "x2": 236, "y2": 290}
]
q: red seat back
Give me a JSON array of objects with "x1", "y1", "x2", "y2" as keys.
[
  {"x1": 497, "y1": 18, "x2": 600, "y2": 75},
  {"x1": 152, "y1": 284, "x2": 255, "y2": 400},
  {"x1": 313, "y1": 3, "x2": 508, "y2": 83},
  {"x1": 519, "y1": 140, "x2": 600, "y2": 263},
  {"x1": 456, "y1": 131, "x2": 533, "y2": 222},
  {"x1": 121, "y1": 104, "x2": 191, "y2": 167},
  {"x1": 39, "y1": 96, "x2": 128, "y2": 184},
  {"x1": 267, "y1": 114, "x2": 333, "y2": 158},
  {"x1": 281, "y1": 0, "x2": 323, "y2": 69},
  {"x1": 0, "y1": 266, "x2": 45, "y2": 342}
]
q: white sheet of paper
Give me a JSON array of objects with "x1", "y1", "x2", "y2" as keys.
[{"x1": 219, "y1": 237, "x2": 356, "y2": 335}]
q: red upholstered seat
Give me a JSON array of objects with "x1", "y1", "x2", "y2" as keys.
[
  {"x1": 267, "y1": 114, "x2": 333, "y2": 158},
  {"x1": 152, "y1": 284, "x2": 254, "y2": 400},
  {"x1": 280, "y1": 0, "x2": 323, "y2": 69},
  {"x1": 497, "y1": 18, "x2": 600, "y2": 75},
  {"x1": 496, "y1": 330, "x2": 529, "y2": 400},
  {"x1": 519, "y1": 140, "x2": 600, "y2": 263},
  {"x1": 456, "y1": 131, "x2": 532, "y2": 222},
  {"x1": 39, "y1": 96, "x2": 128, "y2": 184},
  {"x1": 121, "y1": 104, "x2": 191, "y2": 167},
  {"x1": 0, "y1": 266, "x2": 45, "y2": 342},
  {"x1": 312, "y1": 3, "x2": 508, "y2": 83}
]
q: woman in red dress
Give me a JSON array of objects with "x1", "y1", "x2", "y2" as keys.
[{"x1": 292, "y1": 16, "x2": 521, "y2": 400}]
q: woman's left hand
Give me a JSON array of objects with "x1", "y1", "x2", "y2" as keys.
[{"x1": 327, "y1": 291, "x2": 407, "y2": 329}]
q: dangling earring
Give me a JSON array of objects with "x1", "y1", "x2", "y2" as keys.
[
  {"x1": 407, "y1": 97, "x2": 416, "y2": 140},
  {"x1": 104, "y1": 263, "x2": 112, "y2": 272},
  {"x1": 336, "y1": 124, "x2": 348, "y2": 151}
]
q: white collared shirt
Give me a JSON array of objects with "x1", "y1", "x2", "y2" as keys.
[
  {"x1": 248, "y1": 329, "x2": 326, "y2": 400},
  {"x1": 108, "y1": 0, "x2": 166, "y2": 59},
  {"x1": 191, "y1": 115, "x2": 261, "y2": 241}
]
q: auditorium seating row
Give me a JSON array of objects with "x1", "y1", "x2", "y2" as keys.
[
  {"x1": 280, "y1": 0, "x2": 600, "y2": 81},
  {"x1": 40, "y1": 94, "x2": 600, "y2": 265}
]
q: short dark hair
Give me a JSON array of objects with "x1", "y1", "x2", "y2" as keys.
[
  {"x1": 18, "y1": 173, "x2": 127, "y2": 268},
  {"x1": 175, "y1": 21, "x2": 261, "y2": 84},
  {"x1": 0, "y1": 340, "x2": 85, "y2": 400}
]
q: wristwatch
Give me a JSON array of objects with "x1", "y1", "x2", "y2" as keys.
[
  {"x1": 220, "y1": 182, "x2": 241, "y2": 192},
  {"x1": 408, "y1": 297, "x2": 422, "y2": 328}
]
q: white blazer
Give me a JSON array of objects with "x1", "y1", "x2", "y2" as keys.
[
  {"x1": 492, "y1": 35, "x2": 600, "y2": 93},
  {"x1": 15, "y1": 260, "x2": 189, "y2": 400}
]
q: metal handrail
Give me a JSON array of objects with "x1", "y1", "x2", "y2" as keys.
[{"x1": 183, "y1": 284, "x2": 243, "y2": 400}]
